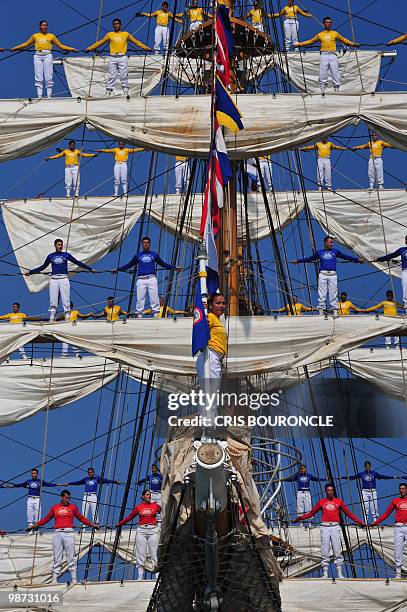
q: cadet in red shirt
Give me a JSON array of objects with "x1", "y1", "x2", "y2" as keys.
[
  {"x1": 116, "y1": 489, "x2": 161, "y2": 580},
  {"x1": 31, "y1": 489, "x2": 98, "y2": 584},
  {"x1": 293, "y1": 483, "x2": 365, "y2": 579},
  {"x1": 371, "y1": 483, "x2": 407, "y2": 579}
]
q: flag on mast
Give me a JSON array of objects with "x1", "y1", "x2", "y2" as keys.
[
  {"x1": 215, "y1": 76, "x2": 244, "y2": 133},
  {"x1": 192, "y1": 283, "x2": 210, "y2": 356},
  {"x1": 216, "y1": 5, "x2": 234, "y2": 87}
]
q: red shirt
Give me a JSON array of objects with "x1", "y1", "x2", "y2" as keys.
[
  {"x1": 117, "y1": 501, "x2": 161, "y2": 527},
  {"x1": 37, "y1": 503, "x2": 94, "y2": 528},
  {"x1": 373, "y1": 497, "x2": 407, "y2": 525},
  {"x1": 299, "y1": 497, "x2": 364, "y2": 525}
]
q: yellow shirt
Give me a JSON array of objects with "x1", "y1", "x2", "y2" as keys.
[
  {"x1": 277, "y1": 303, "x2": 312, "y2": 316},
  {"x1": 188, "y1": 8, "x2": 207, "y2": 21},
  {"x1": 354, "y1": 140, "x2": 393, "y2": 158},
  {"x1": 247, "y1": 8, "x2": 263, "y2": 24},
  {"x1": 274, "y1": 5, "x2": 310, "y2": 18},
  {"x1": 338, "y1": 300, "x2": 362, "y2": 315},
  {"x1": 104, "y1": 305, "x2": 127, "y2": 321},
  {"x1": 69, "y1": 309, "x2": 89, "y2": 322},
  {"x1": 87, "y1": 31, "x2": 149, "y2": 53},
  {"x1": 208, "y1": 312, "x2": 228, "y2": 355},
  {"x1": 298, "y1": 30, "x2": 355, "y2": 52},
  {"x1": 176, "y1": 155, "x2": 187, "y2": 161},
  {"x1": 49, "y1": 149, "x2": 95, "y2": 166},
  {"x1": 0, "y1": 312, "x2": 27, "y2": 324},
  {"x1": 14, "y1": 32, "x2": 75, "y2": 52},
  {"x1": 302, "y1": 141, "x2": 346, "y2": 158},
  {"x1": 145, "y1": 10, "x2": 173, "y2": 26},
  {"x1": 100, "y1": 147, "x2": 143, "y2": 162},
  {"x1": 364, "y1": 300, "x2": 398, "y2": 316}
]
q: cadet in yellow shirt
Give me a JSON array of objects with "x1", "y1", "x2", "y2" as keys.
[
  {"x1": 178, "y1": 0, "x2": 211, "y2": 31},
  {"x1": 196, "y1": 294, "x2": 228, "y2": 390},
  {"x1": 175, "y1": 155, "x2": 190, "y2": 194},
  {"x1": 97, "y1": 141, "x2": 144, "y2": 196},
  {"x1": 86, "y1": 18, "x2": 150, "y2": 97},
  {"x1": 272, "y1": 295, "x2": 314, "y2": 316},
  {"x1": 301, "y1": 137, "x2": 348, "y2": 190},
  {"x1": 142, "y1": 2, "x2": 182, "y2": 55},
  {"x1": 294, "y1": 16, "x2": 359, "y2": 93},
  {"x1": 245, "y1": 1, "x2": 272, "y2": 33},
  {"x1": 144, "y1": 296, "x2": 188, "y2": 318},
  {"x1": 58, "y1": 301, "x2": 93, "y2": 358},
  {"x1": 352, "y1": 132, "x2": 395, "y2": 191},
  {"x1": 46, "y1": 140, "x2": 96, "y2": 198},
  {"x1": 361, "y1": 290, "x2": 402, "y2": 348},
  {"x1": 0, "y1": 302, "x2": 40, "y2": 359},
  {"x1": 94, "y1": 297, "x2": 128, "y2": 322},
  {"x1": 337, "y1": 292, "x2": 363, "y2": 315},
  {"x1": 272, "y1": 0, "x2": 312, "y2": 48},
  {"x1": 12, "y1": 20, "x2": 77, "y2": 99}
]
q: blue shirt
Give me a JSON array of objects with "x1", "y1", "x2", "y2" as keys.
[
  {"x1": 298, "y1": 248, "x2": 359, "y2": 272},
  {"x1": 346, "y1": 470, "x2": 395, "y2": 490},
  {"x1": 30, "y1": 252, "x2": 92, "y2": 276},
  {"x1": 286, "y1": 473, "x2": 325, "y2": 491},
  {"x1": 377, "y1": 247, "x2": 407, "y2": 270},
  {"x1": 138, "y1": 472, "x2": 163, "y2": 492},
  {"x1": 2, "y1": 479, "x2": 58, "y2": 497},
  {"x1": 118, "y1": 251, "x2": 174, "y2": 276},
  {"x1": 67, "y1": 475, "x2": 117, "y2": 494}
]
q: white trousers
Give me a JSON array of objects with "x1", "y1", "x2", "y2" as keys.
[
  {"x1": 318, "y1": 271, "x2": 338, "y2": 310},
  {"x1": 114, "y1": 161, "x2": 128, "y2": 195},
  {"x1": 65, "y1": 165, "x2": 79, "y2": 196},
  {"x1": 82, "y1": 493, "x2": 98, "y2": 522},
  {"x1": 258, "y1": 159, "x2": 273, "y2": 191},
  {"x1": 61, "y1": 343, "x2": 79, "y2": 357},
  {"x1": 49, "y1": 277, "x2": 71, "y2": 321},
  {"x1": 19, "y1": 346, "x2": 27, "y2": 359},
  {"x1": 107, "y1": 55, "x2": 128, "y2": 93},
  {"x1": 368, "y1": 157, "x2": 384, "y2": 189},
  {"x1": 190, "y1": 20, "x2": 202, "y2": 31},
  {"x1": 321, "y1": 524, "x2": 343, "y2": 569},
  {"x1": 394, "y1": 524, "x2": 407, "y2": 570},
  {"x1": 154, "y1": 26, "x2": 169, "y2": 54},
  {"x1": 136, "y1": 525, "x2": 159, "y2": 578},
  {"x1": 175, "y1": 160, "x2": 190, "y2": 194},
  {"x1": 296, "y1": 491, "x2": 312, "y2": 516},
  {"x1": 27, "y1": 497, "x2": 41, "y2": 527},
  {"x1": 317, "y1": 157, "x2": 332, "y2": 189},
  {"x1": 362, "y1": 489, "x2": 378, "y2": 521},
  {"x1": 402, "y1": 269, "x2": 407, "y2": 309},
  {"x1": 52, "y1": 529, "x2": 76, "y2": 581},
  {"x1": 284, "y1": 19, "x2": 299, "y2": 49},
  {"x1": 253, "y1": 23, "x2": 264, "y2": 32},
  {"x1": 320, "y1": 52, "x2": 340, "y2": 90},
  {"x1": 385, "y1": 335, "x2": 399, "y2": 347},
  {"x1": 196, "y1": 349, "x2": 224, "y2": 398},
  {"x1": 136, "y1": 275, "x2": 159, "y2": 316},
  {"x1": 151, "y1": 492, "x2": 162, "y2": 523},
  {"x1": 34, "y1": 52, "x2": 53, "y2": 97}
]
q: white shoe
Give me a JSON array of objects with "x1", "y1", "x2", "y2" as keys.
[
  {"x1": 395, "y1": 572, "x2": 401, "y2": 580},
  {"x1": 333, "y1": 309, "x2": 338, "y2": 319},
  {"x1": 135, "y1": 314, "x2": 143, "y2": 319},
  {"x1": 337, "y1": 568, "x2": 344, "y2": 579},
  {"x1": 322, "y1": 570, "x2": 329, "y2": 579},
  {"x1": 21, "y1": 354, "x2": 28, "y2": 360},
  {"x1": 318, "y1": 309, "x2": 324, "y2": 316},
  {"x1": 386, "y1": 346, "x2": 390, "y2": 350}
]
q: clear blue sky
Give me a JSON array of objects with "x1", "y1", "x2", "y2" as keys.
[{"x1": 0, "y1": 0, "x2": 406, "y2": 581}]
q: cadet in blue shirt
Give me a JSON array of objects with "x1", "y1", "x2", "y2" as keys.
[
  {"x1": 112, "y1": 236, "x2": 181, "y2": 318},
  {"x1": 339, "y1": 460, "x2": 405, "y2": 522},
  {"x1": 63, "y1": 467, "x2": 119, "y2": 522},
  {"x1": 293, "y1": 236, "x2": 362, "y2": 316},
  {"x1": 375, "y1": 235, "x2": 407, "y2": 311},
  {"x1": 136, "y1": 463, "x2": 163, "y2": 505},
  {"x1": 0, "y1": 468, "x2": 59, "y2": 528},
  {"x1": 286, "y1": 464, "x2": 326, "y2": 527},
  {"x1": 26, "y1": 239, "x2": 96, "y2": 322}
]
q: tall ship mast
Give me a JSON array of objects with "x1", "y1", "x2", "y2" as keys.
[{"x1": 0, "y1": 1, "x2": 406, "y2": 611}]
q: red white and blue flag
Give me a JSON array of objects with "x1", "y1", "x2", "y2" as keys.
[{"x1": 216, "y1": 5, "x2": 234, "y2": 87}]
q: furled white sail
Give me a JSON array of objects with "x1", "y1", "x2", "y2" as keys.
[
  {"x1": 1, "y1": 578, "x2": 405, "y2": 611},
  {"x1": 2, "y1": 93, "x2": 407, "y2": 161},
  {"x1": 0, "y1": 317, "x2": 405, "y2": 375},
  {"x1": 278, "y1": 51, "x2": 381, "y2": 94},
  {"x1": 1, "y1": 193, "x2": 302, "y2": 292}
]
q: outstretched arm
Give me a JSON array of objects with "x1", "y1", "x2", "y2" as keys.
[
  {"x1": 387, "y1": 33, "x2": 407, "y2": 45},
  {"x1": 116, "y1": 507, "x2": 139, "y2": 527},
  {"x1": 349, "y1": 302, "x2": 364, "y2": 313},
  {"x1": 297, "y1": 7, "x2": 312, "y2": 17},
  {"x1": 66, "y1": 253, "x2": 93, "y2": 272},
  {"x1": 128, "y1": 34, "x2": 150, "y2": 52},
  {"x1": 295, "y1": 34, "x2": 320, "y2": 48},
  {"x1": 337, "y1": 33, "x2": 359, "y2": 47},
  {"x1": 295, "y1": 501, "x2": 321, "y2": 521},
  {"x1": 335, "y1": 250, "x2": 361, "y2": 263},
  {"x1": 155, "y1": 255, "x2": 175, "y2": 271},
  {"x1": 372, "y1": 501, "x2": 395, "y2": 526},
  {"x1": 87, "y1": 34, "x2": 110, "y2": 52},
  {"x1": 73, "y1": 505, "x2": 97, "y2": 528},
  {"x1": 28, "y1": 256, "x2": 52, "y2": 275},
  {"x1": 340, "y1": 501, "x2": 365, "y2": 525},
  {"x1": 376, "y1": 248, "x2": 402, "y2": 263},
  {"x1": 12, "y1": 35, "x2": 35, "y2": 51},
  {"x1": 300, "y1": 145, "x2": 316, "y2": 152},
  {"x1": 52, "y1": 35, "x2": 77, "y2": 52},
  {"x1": 360, "y1": 301, "x2": 382, "y2": 313},
  {"x1": 331, "y1": 144, "x2": 348, "y2": 151},
  {"x1": 47, "y1": 152, "x2": 65, "y2": 160}
]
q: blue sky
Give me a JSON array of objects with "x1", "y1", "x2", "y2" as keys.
[{"x1": 0, "y1": 0, "x2": 406, "y2": 579}]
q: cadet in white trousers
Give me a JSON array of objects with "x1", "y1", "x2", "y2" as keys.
[
  {"x1": 295, "y1": 17, "x2": 359, "y2": 93},
  {"x1": 26, "y1": 239, "x2": 96, "y2": 321},
  {"x1": 116, "y1": 490, "x2": 161, "y2": 580},
  {"x1": 142, "y1": 2, "x2": 182, "y2": 54},
  {"x1": 372, "y1": 483, "x2": 407, "y2": 579},
  {"x1": 175, "y1": 155, "x2": 190, "y2": 194},
  {"x1": 97, "y1": 142, "x2": 144, "y2": 196},
  {"x1": 178, "y1": 0, "x2": 211, "y2": 31},
  {"x1": 64, "y1": 467, "x2": 119, "y2": 523},
  {"x1": 86, "y1": 18, "x2": 150, "y2": 97},
  {"x1": 294, "y1": 236, "x2": 362, "y2": 316},
  {"x1": 46, "y1": 140, "x2": 96, "y2": 197},
  {"x1": 286, "y1": 464, "x2": 326, "y2": 527},
  {"x1": 272, "y1": 1, "x2": 312, "y2": 50},
  {"x1": 352, "y1": 132, "x2": 395, "y2": 191},
  {"x1": 301, "y1": 138, "x2": 348, "y2": 190},
  {"x1": 31, "y1": 490, "x2": 98, "y2": 584},
  {"x1": 376, "y1": 237, "x2": 407, "y2": 312},
  {"x1": 294, "y1": 484, "x2": 365, "y2": 579},
  {"x1": 113, "y1": 236, "x2": 181, "y2": 317},
  {"x1": 12, "y1": 21, "x2": 77, "y2": 98}
]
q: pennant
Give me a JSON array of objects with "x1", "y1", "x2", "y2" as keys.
[
  {"x1": 215, "y1": 76, "x2": 244, "y2": 133},
  {"x1": 216, "y1": 5, "x2": 234, "y2": 86},
  {"x1": 192, "y1": 283, "x2": 210, "y2": 357}
]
